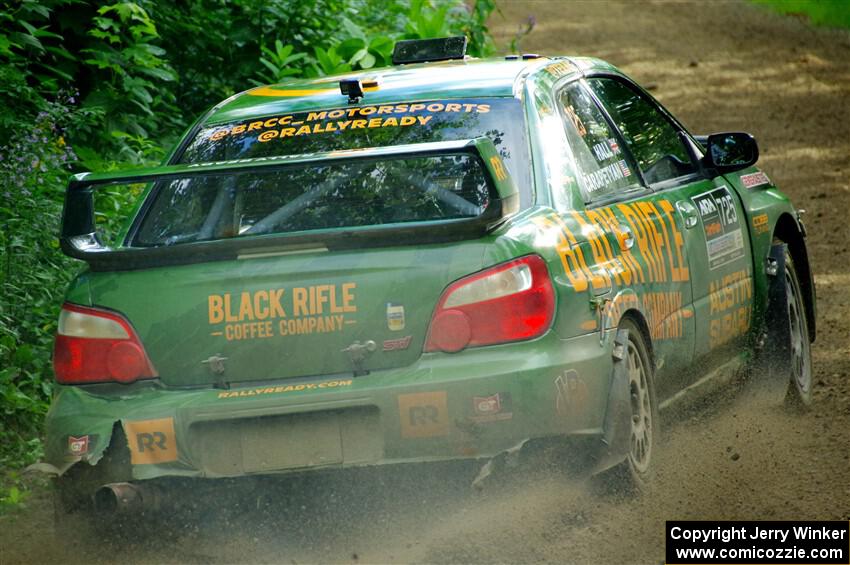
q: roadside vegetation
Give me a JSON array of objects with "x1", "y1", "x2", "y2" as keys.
[
  {"x1": 752, "y1": 0, "x2": 850, "y2": 31},
  {"x1": 0, "y1": 0, "x2": 501, "y2": 512}
]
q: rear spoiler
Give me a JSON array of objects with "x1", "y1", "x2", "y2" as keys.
[{"x1": 61, "y1": 138, "x2": 520, "y2": 271}]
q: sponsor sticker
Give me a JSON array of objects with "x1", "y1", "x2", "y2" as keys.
[
  {"x1": 489, "y1": 155, "x2": 508, "y2": 180},
  {"x1": 555, "y1": 369, "x2": 588, "y2": 417},
  {"x1": 470, "y1": 393, "x2": 513, "y2": 423},
  {"x1": 67, "y1": 435, "x2": 90, "y2": 456},
  {"x1": 692, "y1": 186, "x2": 746, "y2": 270},
  {"x1": 207, "y1": 101, "x2": 492, "y2": 143},
  {"x1": 740, "y1": 171, "x2": 771, "y2": 189},
  {"x1": 217, "y1": 379, "x2": 352, "y2": 399},
  {"x1": 398, "y1": 391, "x2": 449, "y2": 438},
  {"x1": 544, "y1": 61, "x2": 579, "y2": 79},
  {"x1": 752, "y1": 213, "x2": 770, "y2": 234},
  {"x1": 124, "y1": 418, "x2": 178, "y2": 465},
  {"x1": 383, "y1": 335, "x2": 412, "y2": 351},
  {"x1": 386, "y1": 303, "x2": 405, "y2": 331},
  {"x1": 207, "y1": 283, "x2": 358, "y2": 341}
]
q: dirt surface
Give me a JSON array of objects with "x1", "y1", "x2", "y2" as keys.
[{"x1": 2, "y1": 1, "x2": 849, "y2": 563}]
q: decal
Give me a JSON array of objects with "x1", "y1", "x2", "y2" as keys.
[
  {"x1": 692, "y1": 186, "x2": 745, "y2": 270},
  {"x1": 217, "y1": 379, "x2": 352, "y2": 399},
  {"x1": 563, "y1": 105, "x2": 587, "y2": 137},
  {"x1": 386, "y1": 303, "x2": 405, "y2": 331},
  {"x1": 592, "y1": 141, "x2": 615, "y2": 162},
  {"x1": 740, "y1": 171, "x2": 771, "y2": 189},
  {"x1": 470, "y1": 393, "x2": 513, "y2": 423},
  {"x1": 642, "y1": 291, "x2": 686, "y2": 339},
  {"x1": 208, "y1": 283, "x2": 357, "y2": 340},
  {"x1": 708, "y1": 268, "x2": 753, "y2": 349},
  {"x1": 582, "y1": 159, "x2": 632, "y2": 194},
  {"x1": 398, "y1": 391, "x2": 449, "y2": 438},
  {"x1": 752, "y1": 213, "x2": 770, "y2": 234},
  {"x1": 67, "y1": 435, "x2": 90, "y2": 456},
  {"x1": 489, "y1": 155, "x2": 508, "y2": 181},
  {"x1": 603, "y1": 292, "x2": 688, "y2": 341},
  {"x1": 124, "y1": 418, "x2": 178, "y2": 465},
  {"x1": 383, "y1": 335, "x2": 412, "y2": 351},
  {"x1": 209, "y1": 102, "x2": 492, "y2": 143},
  {"x1": 555, "y1": 369, "x2": 587, "y2": 417},
  {"x1": 249, "y1": 80, "x2": 378, "y2": 98},
  {"x1": 608, "y1": 138, "x2": 621, "y2": 154},
  {"x1": 534, "y1": 198, "x2": 689, "y2": 294},
  {"x1": 544, "y1": 61, "x2": 578, "y2": 79}
]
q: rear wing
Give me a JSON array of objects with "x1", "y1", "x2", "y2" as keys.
[{"x1": 61, "y1": 137, "x2": 520, "y2": 271}]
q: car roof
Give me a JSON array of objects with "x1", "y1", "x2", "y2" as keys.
[{"x1": 202, "y1": 56, "x2": 619, "y2": 126}]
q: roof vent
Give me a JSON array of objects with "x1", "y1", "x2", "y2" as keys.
[{"x1": 392, "y1": 36, "x2": 467, "y2": 65}]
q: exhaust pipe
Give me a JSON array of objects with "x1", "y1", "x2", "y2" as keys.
[{"x1": 94, "y1": 482, "x2": 163, "y2": 514}]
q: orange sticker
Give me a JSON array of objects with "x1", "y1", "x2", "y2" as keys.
[
  {"x1": 124, "y1": 418, "x2": 178, "y2": 464},
  {"x1": 398, "y1": 391, "x2": 449, "y2": 438}
]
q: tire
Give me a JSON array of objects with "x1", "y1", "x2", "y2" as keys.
[
  {"x1": 782, "y1": 248, "x2": 813, "y2": 408},
  {"x1": 598, "y1": 318, "x2": 659, "y2": 494}
]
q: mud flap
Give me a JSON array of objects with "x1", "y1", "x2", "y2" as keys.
[
  {"x1": 591, "y1": 328, "x2": 632, "y2": 474},
  {"x1": 754, "y1": 243, "x2": 792, "y2": 391}
]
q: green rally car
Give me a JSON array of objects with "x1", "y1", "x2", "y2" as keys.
[{"x1": 47, "y1": 38, "x2": 815, "y2": 519}]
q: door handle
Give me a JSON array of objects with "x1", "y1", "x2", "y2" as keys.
[
  {"x1": 615, "y1": 224, "x2": 635, "y2": 250},
  {"x1": 676, "y1": 200, "x2": 699, "y2": 229}
]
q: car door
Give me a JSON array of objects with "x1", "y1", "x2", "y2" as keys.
[
  {"x1": 585, "y1": 76, "x2": 755, "y2": 374},
  {"x1": 552, "y1": 80, "x2": 696, "y2": 399}
]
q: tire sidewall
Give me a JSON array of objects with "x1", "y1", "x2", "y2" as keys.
[
  {"x1": 620, "y1": 318, "x2": 660, "y2": 489},
  {"x1": 784, "y1": 250, "x2": 813, "y2": 407}
]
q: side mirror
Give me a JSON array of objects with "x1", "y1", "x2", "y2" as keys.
[{"x1": 704, "y1": 132, "x2": 759, "y2": 173}]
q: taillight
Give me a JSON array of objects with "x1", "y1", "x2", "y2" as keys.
[
  {"x1": 53, "y1": 303, "x2": 157, "y2": 384},
  {"x1": 425, "y1": 255, "x2": 555, "y2": 353}
]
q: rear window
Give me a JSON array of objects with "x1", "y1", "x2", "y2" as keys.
[
  {"x1": 134, "y1": 154, "x2": 491, "y2": 247},
  {"x1": 178, "y1": 97, "x2": 528, "y2": 192}
]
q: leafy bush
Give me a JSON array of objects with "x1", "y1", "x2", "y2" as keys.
[{"x1": 0, "y1": 94, "x2": 82, "y2": 471}]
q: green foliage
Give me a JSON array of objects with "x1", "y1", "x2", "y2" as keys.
[
  {"x1": 0, "y1": 95, "x2": 82, "y2": 474},
  {"x1": 81, "y1": 2, "x2": 179, "y2": 145},
  {"x1": 753, "y1": 0, "x2": 850, "y2": 30},
  {"x1": 253, "y1": 41, "x2": 308, "y2": 85}
]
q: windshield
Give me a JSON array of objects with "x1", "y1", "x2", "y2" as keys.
[
  {"x1": 133, "y1": 154, "x2": 491, "y2": 247},
  {"x1": 177, "y1": 97, "x2": 529, "y2": 197}
]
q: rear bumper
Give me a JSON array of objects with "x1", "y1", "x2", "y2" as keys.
[{"x1": 45, "y1": 330, "x2": 617, "y2": 480}]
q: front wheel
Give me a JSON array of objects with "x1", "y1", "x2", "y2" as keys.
[{"x1": 782, "y1": 248, "x2": 813, "y2": 407}]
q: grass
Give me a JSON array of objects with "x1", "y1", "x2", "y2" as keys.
[{"x1": 753, "y1": 0, "x2": 850, "y2": 31}]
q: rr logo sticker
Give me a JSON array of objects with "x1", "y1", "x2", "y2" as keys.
[
  {"x1": 398, "y1": 391, "x2": 449, "y2": 438},
  {"x1": 124, "y1": 418, "x2": 178, "y2": 464}
]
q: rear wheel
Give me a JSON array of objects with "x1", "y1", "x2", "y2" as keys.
[{"x1": 598, "y1": 318, "x2": 659, "y2": 493}]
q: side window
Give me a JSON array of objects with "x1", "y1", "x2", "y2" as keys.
[
  {"x1": 588, "y1": 78, "x2": 697, "y2": 185},
  {"x1": 557, "y1": 82, "x2": 641, "y2": 203}
]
